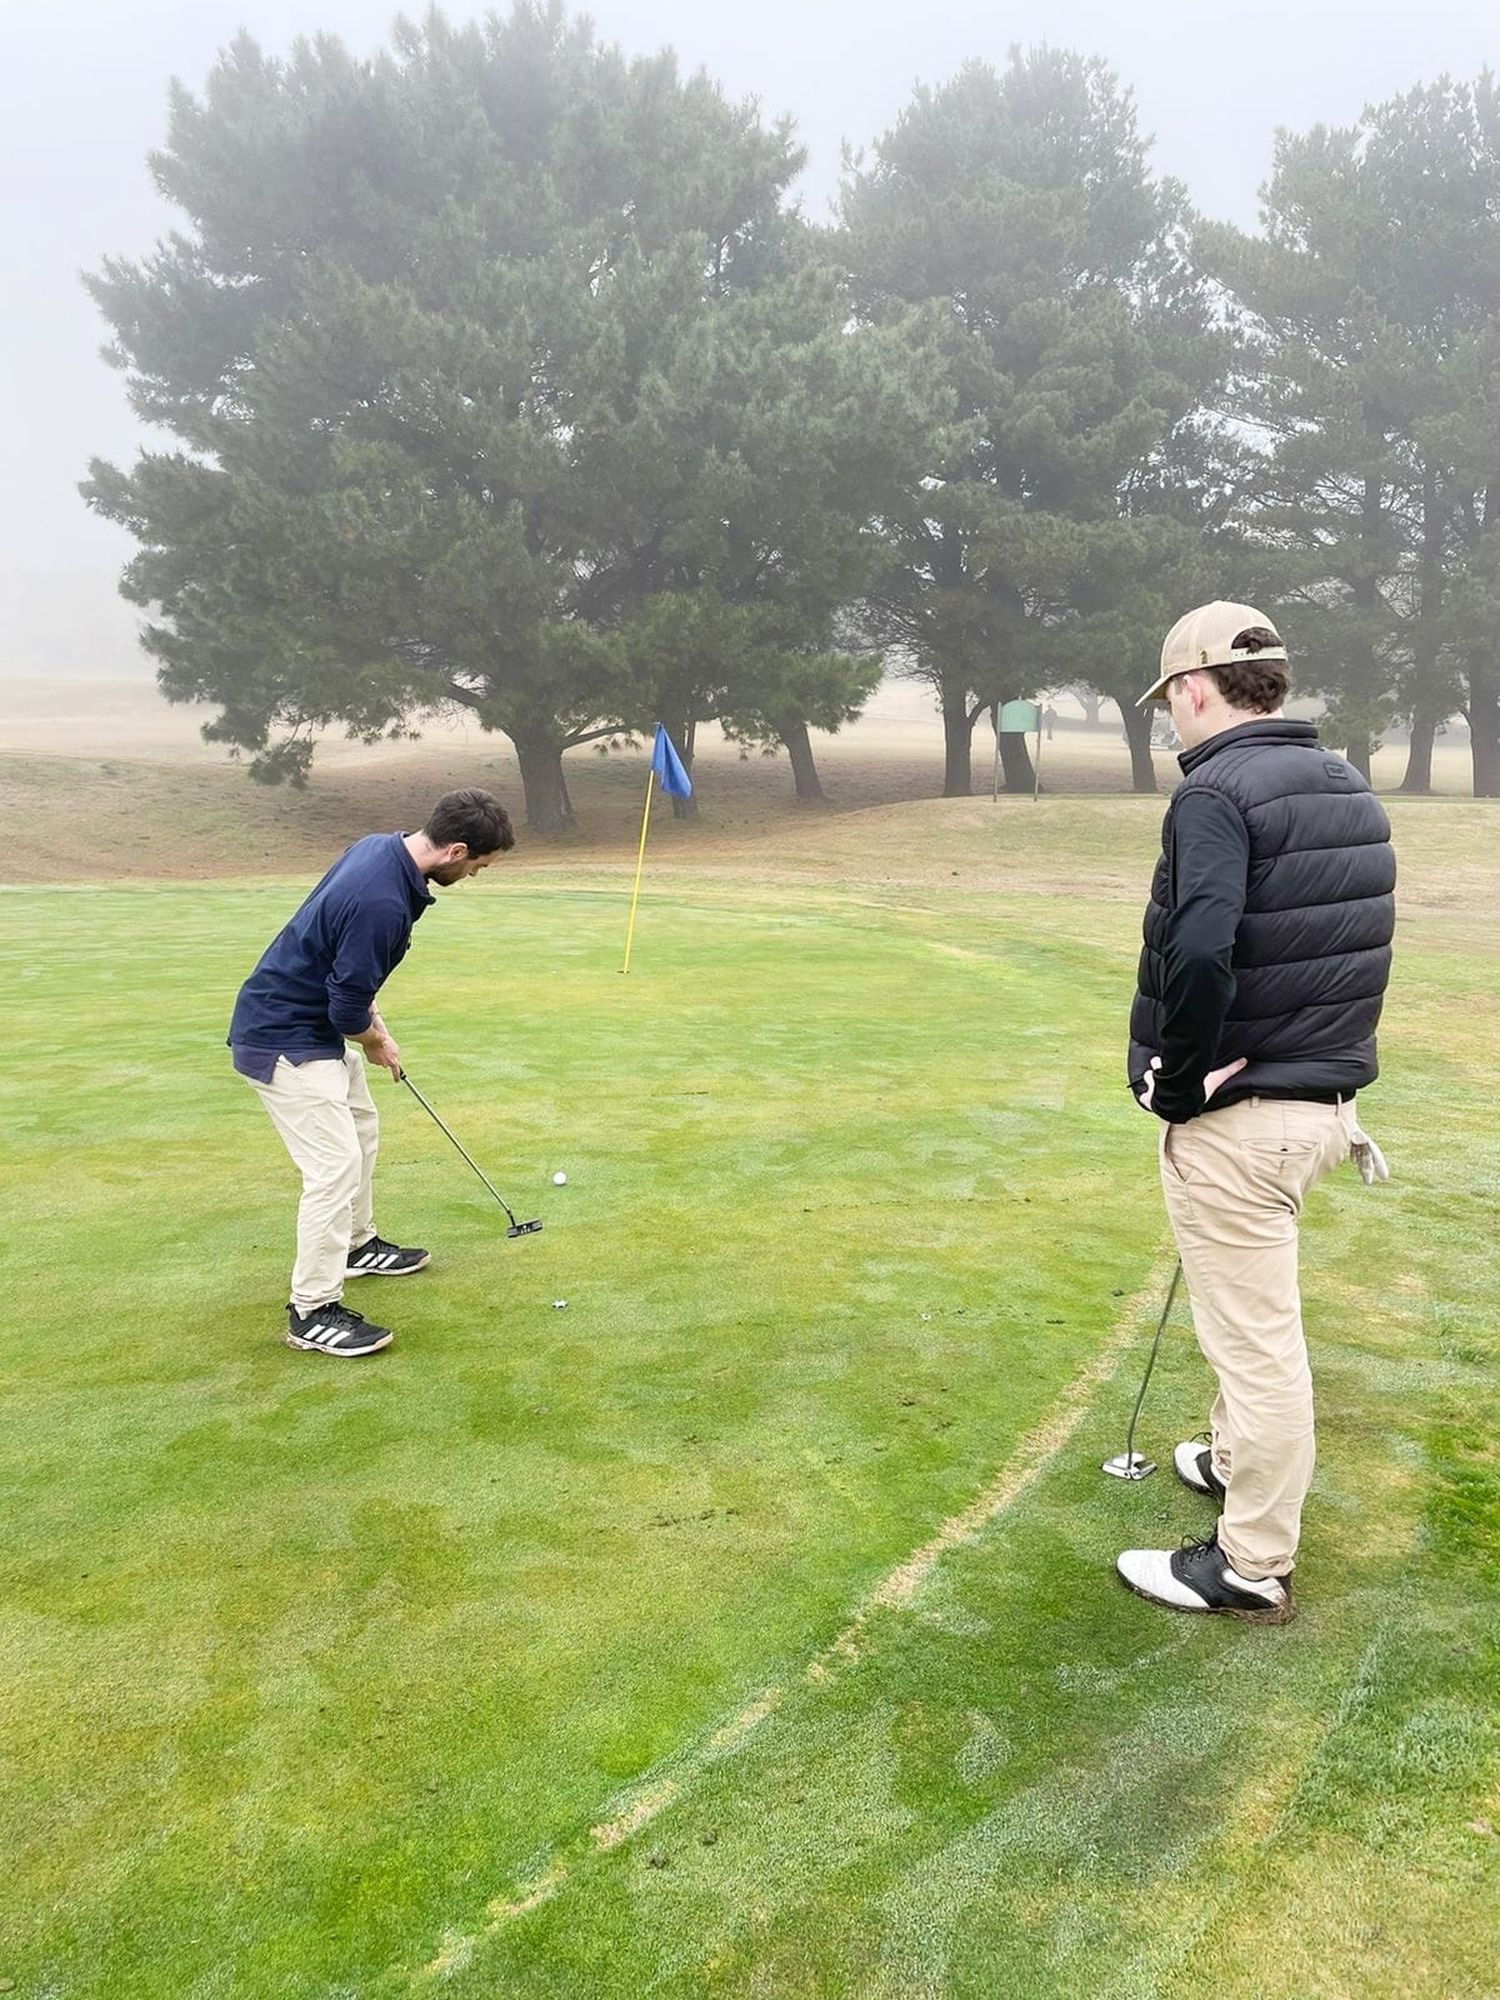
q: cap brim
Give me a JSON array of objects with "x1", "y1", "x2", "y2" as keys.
[{"x1": 1137, "y1": 644, "x2": 1289, "y2": 707}]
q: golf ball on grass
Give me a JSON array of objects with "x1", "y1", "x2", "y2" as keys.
[{"x1": 552, "y1": 1171, "x2": 567, "y2": 1186}]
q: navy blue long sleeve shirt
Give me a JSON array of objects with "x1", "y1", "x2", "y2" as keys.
[{"x1": 228, "y1": 834, "x2": 434, "y2": 1080}]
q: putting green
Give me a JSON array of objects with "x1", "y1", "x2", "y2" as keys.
[{"x1": 1, "y1": 801, "x2": 1495, "y2": 1998}]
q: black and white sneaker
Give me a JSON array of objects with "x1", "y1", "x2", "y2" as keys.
[
  {"x1": 1173, "y1": 1438, "x2": 1228, "y2": 1504},
  {"x1": 345, "y1": 1234, "x2": 430, "y2": 1279},
  {"x1": 1116, "y1": 1529, "x2": 1294, "y2": 1625},
  {"x1": 286, "y1": 1302, "x2": 393, "y2": 1357}
]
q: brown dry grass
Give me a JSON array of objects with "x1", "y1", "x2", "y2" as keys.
[{"x1": 1, "y1": 674, "x2": 1492, "y2": 918}]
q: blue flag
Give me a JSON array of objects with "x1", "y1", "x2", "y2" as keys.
[{"x1": 650, "y1": 724, "x2": 693, "y2": 799}]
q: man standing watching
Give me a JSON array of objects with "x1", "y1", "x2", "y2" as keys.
[
  {"x1": 229, "y1": 788, "x2": 515, "y2": 1357},
  {"x1": 1116, "y1": 604, "x2": 1395, "y2": 1622}
]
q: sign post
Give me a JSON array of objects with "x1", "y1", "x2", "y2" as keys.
[{"x1": 998, "y1": 699, "x2": 1043, "y2": 803}]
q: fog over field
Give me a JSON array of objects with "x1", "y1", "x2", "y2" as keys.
[{"x1": 5, "y1": 0, "x2": 1497, "y2": 707}]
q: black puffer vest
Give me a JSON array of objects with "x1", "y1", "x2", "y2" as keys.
[{"x1": 1129, "y1": 719, "x2": 1395, "y2": 1107}]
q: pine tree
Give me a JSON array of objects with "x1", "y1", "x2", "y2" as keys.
[
  {"x1": 1205, "y1": 76, "x2": 1500, "y2": 791},
  {"x1": 839, "y1": 50, "x2": 1225, "y2": 794},
  {"x1": 82, "y1": 6, "x2": 936, "y2": 828}
]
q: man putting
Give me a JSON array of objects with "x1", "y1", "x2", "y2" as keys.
[
  {"x1": 229, "y1": 789, "x2": 515, "y2": 1356},
  {"x1": 1117, "y1": 603, "x2": 1395, "y2": 1622}
]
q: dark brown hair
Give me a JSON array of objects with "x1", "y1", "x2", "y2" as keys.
[
  {"x1": 1205, "y1": 626, "x2": 1289, "y2": 714},
  {"x1": 424, "y1": 788, "x2": 515, "y2": 855}
]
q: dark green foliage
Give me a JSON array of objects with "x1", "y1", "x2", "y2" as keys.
[
  {"x1": 839, "y1": 51, "x2": 1235, "y2": 794},
  {"x1": 83, "y1": 6, "x2": 939, "y2": 827},
  {"x1": 84, "y1": 15, "x2": 1500, "y2": 806},
  {"x1": 1204, "y1": 76, "x2": 1500, "y2": 791}
]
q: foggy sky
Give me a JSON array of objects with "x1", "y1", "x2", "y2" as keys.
[{"x1": 4, "y1": 0, "x2": 1497, "y2": 587}]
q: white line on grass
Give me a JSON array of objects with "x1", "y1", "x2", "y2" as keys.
[{"x1": 411, "y1": 1256, "x2": 1176, "y2": 1986}]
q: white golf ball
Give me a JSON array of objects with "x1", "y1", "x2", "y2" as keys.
[{"x1": 552, "y1": 1171, "x2": 568, "y2": 1186}]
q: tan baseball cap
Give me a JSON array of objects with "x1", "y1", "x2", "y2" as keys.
[{"x1": 1137, "y1": 600, "x2": 1288, "y2": 705}]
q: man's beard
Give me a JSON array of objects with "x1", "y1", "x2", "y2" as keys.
[{"x1": 428, "y1": 863, "x2": 467, "y2": 888}]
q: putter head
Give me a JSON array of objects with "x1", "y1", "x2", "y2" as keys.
[
  {"x1": 1102, "y1": 1451, "x2": 1156, "y2": 1480},
  {"x1": 507, "y1": 1218, "x2": 544, "y2": 1238}
]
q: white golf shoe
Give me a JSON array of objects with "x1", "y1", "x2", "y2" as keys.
[
  {"x1": 1116, "y1": 1529, "x2": 1294, "y2": 1624},
  {"x1": 1173, "y1": 1438, "x2": 1228, "y2": 1503}
]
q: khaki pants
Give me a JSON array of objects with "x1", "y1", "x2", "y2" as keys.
[
  {"x1": 249, "y1": 1050, "x2": 379, "y2": 1312},
  {"x1": 1159, "y1": 1095, "x2": 1355, "y2": 1579}
]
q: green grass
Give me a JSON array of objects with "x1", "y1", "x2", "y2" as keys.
[{"x1": 1, "y1": 800, "x2": 1496, "y2": 1999}]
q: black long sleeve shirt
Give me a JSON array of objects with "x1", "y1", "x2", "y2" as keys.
[{"x1": 1144, "y1": 788, "x2": 1249, "y2": 1122}]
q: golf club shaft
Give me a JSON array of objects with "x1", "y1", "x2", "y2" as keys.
[
  {"x1": 398, "y1": 1071, "x2": 521, "y2": 1227},
  {"x1": 1122, "y1": 1259, "x2": 1183, "y2": 1466}
]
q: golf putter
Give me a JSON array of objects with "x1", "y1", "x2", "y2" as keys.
[
  {"x1": 398, "y1": 1070, "x2": 543, "y2": 1238},
  {"x1": 1102, "y1": 1259, "x2": 1183, "y2": 1480}
]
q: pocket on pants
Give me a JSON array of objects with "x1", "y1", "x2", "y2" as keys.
[
  {"x1": 276, "y1": 1057, "x2": 353, "y2": 1105},
  {"x1": 1159, "y1": 1121, "x2": 1195, "y2": 1201},
  {"x1": 1160, "y1": 1119, "x2": 1199, "y2": 1179},
  {"x1": 1245, "y1": 1136, "x2": 1323, "y2": 1215}
]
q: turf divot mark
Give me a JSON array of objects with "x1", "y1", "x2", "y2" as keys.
[
  {"x1": 408, "y1": 1260, "x2": 1173, "y2": 1984},
  {"x1": 419, "y1": 1866, "x2": 569, "y2": 1979},
  {"x1": 592, "y1": 1780, "x2": 683, "y2": 1851},
  {"x1": 488, "y1": 1863, "x2": 569, "y2": 1922}
]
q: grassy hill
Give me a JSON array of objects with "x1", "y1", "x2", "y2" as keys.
[{"x1": 1, "y1": 775, "x2": 1494, "y2": 1998}]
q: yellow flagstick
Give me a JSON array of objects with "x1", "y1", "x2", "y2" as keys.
[{"x1": 620, "y1": 767, "x2": 656, "y2": 974}]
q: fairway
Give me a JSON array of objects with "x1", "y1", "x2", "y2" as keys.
[{"x1": 2, "y1": 797, "x2": 1497, "y2": 1999}]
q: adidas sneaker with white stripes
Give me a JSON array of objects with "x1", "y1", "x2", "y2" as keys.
[
  {"x1": 346, "y1": 1234, "x2": 431, "y2": 1278},
  {"x1": 286, "y1": 1302, "x2": 393, "y2": 1356}
]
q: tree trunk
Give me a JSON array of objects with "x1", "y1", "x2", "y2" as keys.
[
  {"x1": 1472, "y1": 477, "x2": 1500, "y2": 797},
  {"x1": 1120, "y1": 700, "x2": 1158, "y2": 793},
  {"x1": 1469, "y1": 672, "x2": 1500, "y2": 796},
  {"x1": 776, "y1": 716, "x2": 827, "y2": 803},
  {"x1": 1402, "y1": 462, "x2": 1443, "y2": 796},
  {"x1": 670, "y1": 715, "x2": 699, "y2": 820},
  {"x1": 941, "y1": 685, "x2": 976, "y2": 796},
  {"x1": 1399, "y1": 711, "x2": 1438, "y2": 794},
  {"x1": 1346, "y1": 466, "x2": 1385, "y2": 788},
  {"x1": 513, "y1": 735, "x2": 574, "y2": 833},
  {"x1": 997, "y1": 726, "x2": 1036, "y2": 793},
  {"x1": 1078, "y1": 690, "x2": 1103, "y2": 727}
]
